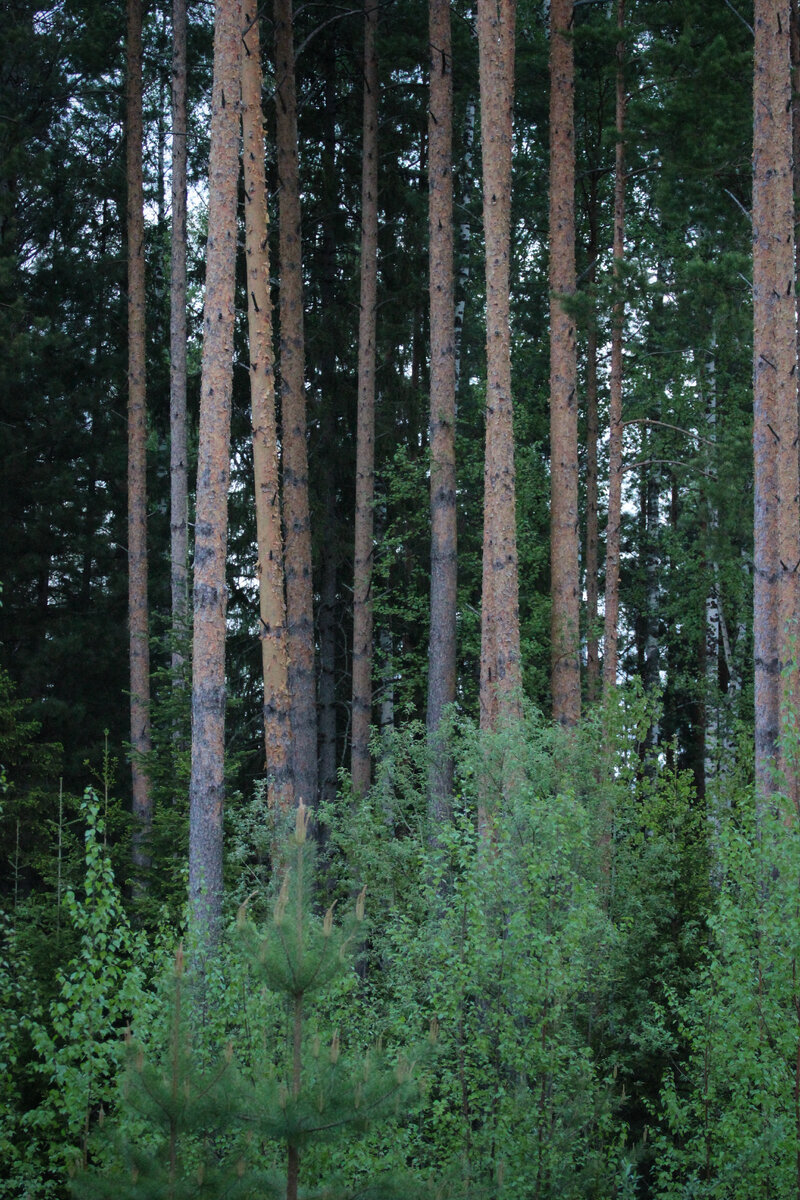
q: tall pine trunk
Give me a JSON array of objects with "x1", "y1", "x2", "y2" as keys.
[
  {"x1": 477, "y1": 0, "x2": 521, "y2": 733},
  {"x1": 584, "y1": 205, "x2": 600, "y2": 703},
  {"x1": 454, "y1": 96, "x2": 476, "y2": 392},
  {"x1": 603, "y1": 0, "x2": 626, "y2": 695},
  {"x1": 427, "y1": 0, "x2": 457, "y2": 820},
  {"x1": 317, "y1": 28, "x2": 340, "y2": 809},
  {"x1": 548, "y1": 0, "x2": 580, "y2": 725},
  {"x1": 170, "y1": 0, "x2": 189, "y2": 679},
  {"x1": 126, "y1": 0, "x2": 152, "y2": 873},
  {"x1": 351, "y1": 0, "x2": 379, "y2": 798},
  {"x1": 753, "y1": 0, "x2": 797, "y2": 804},
  {"x1": 188, "y1": 0, "x2": 242, "y2": 944},
  {"x1": 274, "y1": 0, "x2": 317, "y2": 807},
  {"x1": 242, "y1": 6, "x2": 294, "y2": 814}
]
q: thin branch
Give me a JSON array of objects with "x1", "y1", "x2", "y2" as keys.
[
  {"x1": 722, "y1": 0, "x2": 753, "y2": 36},
  {"x1": 622, "y1": 457, "x2": 716, "y2": 479},
  {"x1": 623, "y1": 417, "x2": 715, "y2": 447},
  {"x1": 723, "y1": 187, "x2": 752, "y2": 225}
]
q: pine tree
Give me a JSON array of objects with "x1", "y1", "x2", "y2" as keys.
[
  {"x1": 603, "y1": 0, "x2": 626, "y2": 697},
  {"x1": 352, "y1": 0, "x2": 379, "y2": 798},
  {"x1": 189, "y1": 0, "x2": 243, "y2": 945},
  {"x1": 234, "y1": 802, "x2": 432, "y2": 1200},
  {"x1": 548, "y1": 0, "x2": 580, "y2": 725},
  {"x1": 427, "y1": 0, "x2": 457, "y2": 820},
  {"x1": 70, "y1": 945, "x2": 247, "y2": 1198},
  {"x1": 126, "y1": 0, "x2": 153, "y2": 875},
  {"x1": 752, "y1": 0, "x2": 797, "y2": 802},
  {"x1": 315, "y1": 22, "x2": 343, "y2": 811},
  {"x1": 274, "y1": 0, "x2": 318, "y2": 809},
  {"x1": 74, "y1": 808, "x2": 432, "y2": 1199},
  {"x1": 169, "y1": 0, "x2": 189, "y2": 684},
  {"x1": 242, "y1": 5, "x2": 293, "y2": 815},
  {"x1": 477, "y1": 0, "x2": 521, "y2": 735}
]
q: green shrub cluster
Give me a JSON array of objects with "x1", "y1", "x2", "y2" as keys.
[{"x1": 6, "y1": 690, "x2": 800, "y2": 1197}]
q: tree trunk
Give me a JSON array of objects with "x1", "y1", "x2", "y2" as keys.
[
  {"x1": 126, "y1": 0, "x2": 152, "y2": 875},
  {"x1": 454, "y1": 96, "x2": 477, "y2": 394},
  {"x1": 548, "y1": 0, "x2": 580, "y2": 726},
  {"x1": 427, "y1": 0, "x2": 457, "y2": 821},
  {"x1": 585, "y1": 255, "x2": 599, "y2": 704},
  {"x1": 477, "y1": 0, "x2": 521, "y2": 735},
  {"x1": 603, "y1": 0, "x2": 626, "y2": 695},
  {"x1": 753, "y1": 0, "x2": 797, "y2": 805},
  {"x1": 170, "y1": 0, "x2": 189, "y2": 680},
  {"x1": 581, "y1": 129, "x2": 601, "y2": 706},
  {"x1": 792, "y1": 0, "x2": 800, "y2": 418},
  {"x1": 188, "y1": 0, "x2": 242, "y2": 945},
  {"x1": 317, "y1": 28, "x2": 339, "y2": 809},
  {"x1": 242, "y1": 6, "x2": 294, "y2": 815},
  {"x1": 351, "y1": 0, "x2": 379, "y2": 798},
  {"x1": 274, "y1": 0, "x2": 318, "y2": 808}
]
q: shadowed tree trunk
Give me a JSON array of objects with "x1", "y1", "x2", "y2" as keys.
[
  {"x1": 274, "y1": 0, "x2": 317, "y2": 808},
  {"x1": 753, "y1": 0, "x2": 797, "y2": 804},
  {"x1": 580, "y1": 102, "x2": 601, "y2": 706},
  {"x1": 317, "y1": 27, "x2": 340, "y2": 809},
  {"x1": 548, "y1": 0, "x2": 580, "y2": 726},
  {"x1": 170, "y1": 0, "x2": 189, "y2": 681},
  {"x1": 351, "y1": 0, "x2": 379, "y2": 798},
  {"x1": 427, "y1": 0, "x2": 457, "y2": 821},
  {"x1": 454, "y1": 96, "x2": 477, "y2": 392},
  {"x1": 242, "y1": 5, "x2": 293, "y2": 815},
  {"x1": 188, "y1": 0, "x2": 242, "y2": 945},
  {"x1": 585, "y1": 228, "x2": 599, "y2": 703},
  {"x1": 126, "y1": 0, "x2": 152, "y2": 875},
  {"x1": 604, "y1": 0, "x2": 626, "y2": 695},
  {"x1": 477, "y1": 0, "x2": 521, "y2": 734}
]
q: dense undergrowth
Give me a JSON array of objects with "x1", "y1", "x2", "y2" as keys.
[{"x1": 2, "y1": 686, "x2": 800, "y2": 1197}]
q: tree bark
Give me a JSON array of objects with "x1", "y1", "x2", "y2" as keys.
[
  {"x1": 427, "y1": 0, "x2": 457, "y2": 820},
  {"x1": 317, "y1": 27, "x2": 339, "y2": 810},
  {"x1": 170, "y1": 0, "x2": 189, "y2": 680},
  {"x1": 188, "y1": 0, "x2": 242, "y2": 945},
  {"x1": 477, "y1": 0, "x2": 521, "y2": 736},
  {"x1": 351, "y1": 0, "x2": 379, "y2": 798},
  {"x1": 548, "y1": 0, "x2": 580, "y2": 726},
  {"x1": 753, "y1": 0, "x2": 797, "y2": 805},
  {"x1": 603, "y1": 0, "x2": 626, "y2": 695},
  {"x1": 585, "y1": 248, "x2": 600, "y2": 703},
  {"x1": 126, "y1": 0, "x2": 152, "y2": 875},
  {"x1": 274, "y1": 0, "x2": 318, "y2": 808},
  {"x1": 242, "y1": 6, "x2": 294, "y2": 815},
  {"x1": 454, "y1": 97, "x2": 477, "y2": 394},
  {"x1": 479, "y1": 0, "x2": 522, "y2": 739}
]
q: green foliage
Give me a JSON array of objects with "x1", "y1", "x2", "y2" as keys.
[
  {"x1": 19, "y1": 793, "x2": 152, "y2": 1193},
  {"x1": 72, "y1": 803, "x2": 433, "y2": 1200},
  {"x1": 233, "y1": 804, "x2": 432, "y2": 1198},
  {"x1": 323, "y1": 705, "x2": 685, "y2": 1196},
  {"x1": 653, "y1": 785, "x2": 800, "y2": 1199},
  {"x1": 72, "y1": 945, "x2": 249, "y2": 1200}
]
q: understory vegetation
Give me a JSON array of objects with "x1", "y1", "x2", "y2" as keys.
[{"x1": 3, "y1": 681, "x2": 799, "y2": 1199}]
